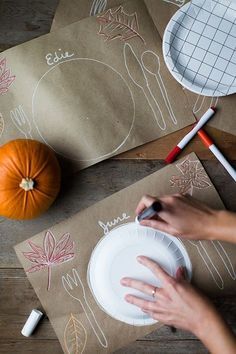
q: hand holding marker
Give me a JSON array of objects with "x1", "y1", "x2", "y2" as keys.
[{"x1": 135, "y1": 201, "x2": 162, "y2": 223}]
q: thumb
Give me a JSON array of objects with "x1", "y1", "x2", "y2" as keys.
[{"x1": 176, "y1": 266, "x2": 187, "y2": 281}]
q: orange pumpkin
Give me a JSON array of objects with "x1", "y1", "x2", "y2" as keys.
[{"x1": 0, "y1": 139, "x2": 61, "y2": 220}]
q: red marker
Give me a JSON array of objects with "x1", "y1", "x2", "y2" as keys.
[
  {"x1": 198, "y1": 129, "x2": 236, "y2": 182},
  {"x1": 165, "y1": 107, "x2": 216, "y2": 164}
]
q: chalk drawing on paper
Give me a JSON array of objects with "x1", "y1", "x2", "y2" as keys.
[
  {"x1": 97, "y1": 6, "x2": 145, "y2": 44},
  {"x1": 163, "y1": 0, "x2": 185, "y2": 7},
  {"x1": 45, "y1": 49, "x2": 74, "y2": 66},
  {"x1": 124, "y1": 43, "x2": 167, "y2": 131},
  {"x1": 64, "y1": 313, "x2": 87, "y2": 354},
  {"x1": 0, "y1": 57, "x2": 15, "y2": 95},
  {"x1": 141, "y1": 50, "x2": 177, "y2": 125},
  {"x1": 188, "y1": 239, "x2": 236, "y2": 290},
  {"x1": 211, "y1": 241, "x2": 236, "y2": 281},
  {"x1": 170, "y1": 157, "x2": 211, "y2": 195},
  {"x1": 0, "y1": 113, "x2": 4, "y2": 137},
  {"x1": 62, "y1": 268, "x2": 108, "y2": 348},
  {"x1": 23, "y1": 231, "x2": 75, "y2": 291},
  {"x1": 32, "y1": 57, "x2": 135, "y2": 162},
  {"x1": 90, "y1": 0, "x2": 107, "y2": 16},
  {"x1": 10, "y1": 105, "x2": 33, "y2": 139},
  {"x1": 98, "y1": 212, "x2": 131, "y2": 235},
  {"x1": 193, "y1": 95, "x2": 219, "y2": 115}
]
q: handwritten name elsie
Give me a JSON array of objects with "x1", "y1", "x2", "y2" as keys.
[
  {"x1": 98, "y1": 213, "x2": 130, "y2": 235},
  {"x1": 45, "y1": 49, "x2": 74, "y2": 66}
]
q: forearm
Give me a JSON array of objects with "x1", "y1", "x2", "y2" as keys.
[
  {"x1": 195, "y1": 310, "x2": 236, "y2": 354},
  {"x1": 205, "y1": 210, "x2": 236, "y2": 243}
]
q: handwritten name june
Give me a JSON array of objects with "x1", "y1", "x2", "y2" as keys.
[{"x1": 98, "y1": 213, "x2": 130, "y2": 235}]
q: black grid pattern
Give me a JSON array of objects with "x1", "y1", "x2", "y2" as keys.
[{"x1": 164, "y1": 0, "x2": 236, "y2": 96}]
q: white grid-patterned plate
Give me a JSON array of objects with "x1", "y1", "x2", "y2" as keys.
[{"x1": 163, "y1": 0, "x2": 236, "y2": 96}]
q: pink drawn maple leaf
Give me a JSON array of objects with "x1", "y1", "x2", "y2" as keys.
[
  {"x1": 170, "y1": 158, "x2": 211, "y2": 195},
  {"x1": 23, "y1": 230, "x2": 75, "y2": 291},
  {"x1": 0, "y1": 58, "x2": 15, "y2": 95}
]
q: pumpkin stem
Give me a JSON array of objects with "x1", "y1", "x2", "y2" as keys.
[{"x1": 19, "y1": 178, "x2": 34, "y2": 191}]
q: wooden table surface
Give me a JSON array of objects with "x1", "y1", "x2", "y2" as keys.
[{"x1": 0, "y1": 1, "x2": 236, "y2": 353}]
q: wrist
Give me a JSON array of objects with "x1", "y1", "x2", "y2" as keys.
[
  {"x1": 193, "y1": 307, "x2": 222, "y2": 340},
  {"x1": 206, "y1": 210, "x2": 236, "y2": 242}
]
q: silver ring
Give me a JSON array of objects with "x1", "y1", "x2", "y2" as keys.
[{"x1": 152, "y1": 287, "x2": 157, "y2": 298}]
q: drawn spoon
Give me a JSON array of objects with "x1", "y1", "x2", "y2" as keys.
[
  {"x1": 188, "y1": 240, "x2": 224, "y2": 289},
  {"x1": 141, "y1": 50, "x2": 177, "y2": 125},
  {"x1": 124, "y1": 43, "x2": 166, "y2": 131}
]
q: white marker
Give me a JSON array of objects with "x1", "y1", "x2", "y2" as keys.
[
  {"x1": 165, "y1": 107, "x2": 216, "y2": 163},
  {"x1": 198, "y1": 129, "x2": 236, "y2": 182}
]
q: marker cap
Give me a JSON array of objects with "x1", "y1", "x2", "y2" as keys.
[{"x1": 21, "y1": 309, "x2": 43, "y2": 337}]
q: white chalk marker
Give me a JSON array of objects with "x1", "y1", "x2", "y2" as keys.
[{"x1": 21, "y1": 309, "x2": 43, "y2": 337}]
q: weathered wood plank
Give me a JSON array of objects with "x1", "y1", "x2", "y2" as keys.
[
  {"x1": 0, "y1": 160, "x2": 235, "y2": 268},
  {"x1": 0, "y1": 0, "x2": 59, "y2": 50},
  {"x1": 116, "y1": 126, "x2": 236, "y2": 161},
  {"x1": 1, "y1": 268, "x2": 235, "y2": 354}
]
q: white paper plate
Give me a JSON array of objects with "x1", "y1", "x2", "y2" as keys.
[
  {"x1": 163, "y1": 0, "x2": 236, "y2": 96},
  {"x1": 88, "y1": 223, "x2": 192, "y2": 326}
]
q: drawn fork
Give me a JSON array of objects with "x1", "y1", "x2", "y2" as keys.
[
  {"x1": 62, "y1": 268, "x2": 108, "y2": 348},
  {"x1": 10, "y1": 105, "x2": 33, "y2": 139}
]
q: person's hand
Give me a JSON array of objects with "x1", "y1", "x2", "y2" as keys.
[
  {"x1": 121, "y1": 257, "x2": 236, "y2": 354},
  {"x1": 121, "y1": 256, "x2": 217, "y2": 336},
  {"x1": 136, "y1": 194, "x2": 218, "y2": 240}
]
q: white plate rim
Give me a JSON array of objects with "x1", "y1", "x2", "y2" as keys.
[
  {"x1": 162, "y1": 2, "x2": 235, "y2": 97},
  {"x1": 87, "y1": 222, "x2": 192, "y2": 326}
]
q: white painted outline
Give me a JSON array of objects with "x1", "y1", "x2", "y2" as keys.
[
  {"x1": 10, "y1": 105, "x2": 33, "y2": 139},
  {"x1": 62, "y1": 268, "x2": 108, "y2": 348},
  {"x1": 141, "y1": 50, "x2": 177, "y2": 125},
  {"x1": 211, "y1": 241, "x2": 236, "y2": 280},
  {"x1": 193, "y1": 95, "x2": 219, "y2": 115},
  {"x1": 90, "y1": 0, "x2": 107, "y2": 16},
  {"x1": 124, "y1": 43, "x2": 166, "y2": 131},
  {"x1": 189, "y1": 240, "x2": 224, "y2": 289},
  {"x1": 64, "y1": 313, "x2": 87, "y2": 354},
  {"x1": 163, "y1": 0, "x2": 186, "y2": 7},
  {"x1": 32, "y1": 57, "x2": 135, "y2": 162}
]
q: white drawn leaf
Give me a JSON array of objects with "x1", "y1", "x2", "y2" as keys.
[
  {"x1": 97, "y1": 6, "x2": 145, "y2": 43},
  {"x1": 64, "y1": 314, "x2": 87, "y2": 354}
]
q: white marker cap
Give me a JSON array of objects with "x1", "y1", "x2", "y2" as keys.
[
  {"x1": 21, "y1": 309, "x2": 43, "y2": 337},
  {"x1": 135, "y1": 216, "x2": 140, "y2": 224}
]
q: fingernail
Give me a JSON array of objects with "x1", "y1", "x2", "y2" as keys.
[
  {"x1": 137, "y1": 256, "x2": 145, "y2": 262},
  {"x1": 125, "y1": 295, "x2": 131, "y2": 303},
  {"x1": 120, "y1": 278, "x2": 128, "y2": 286}
]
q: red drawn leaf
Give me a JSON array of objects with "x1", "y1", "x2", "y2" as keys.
[
  {"x1": 28, "y1": 240, "x2": 45, "y2": 258},
  {"x1": 55, "y1": 233, "x2": 71, "y2": 254},
  {"x1": 44, "y1": 230, "x2": 56, "y2": 261},
  {"x1": 0, "y1": 57, "x2": 15, "y2": 95},
  {"x1": 23, "y1": 251, "x2": 45, "y2": 263},
  {"x1": 53, "y1": 253, "x2": 75, "y2": 264},
  {"x1": 170, "y1": 158, "x2": 211, "y2": 195},
  {"x1": 23, "y1": 230, "x2": 75, "y2": 291},
  {"x1": 0, "y1": 58, "x2": 6, "y2": 76},
  {"x1": 26, "y1": 264, "x2": 48, "y2": 273},
  {"x1": 97, "y1": 6, "x2": 145, "y2": 43}
]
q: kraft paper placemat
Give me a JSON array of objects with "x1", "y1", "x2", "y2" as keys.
[
  {"x1": 51, "y1": 0, "x2": 236, "y2": 136},
  {"x1": 15, "y1": 152, "x2": 236, "y2": 354},
  {"x1": 0, "y1": 0, "x2": 195, "y2": 171}
]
